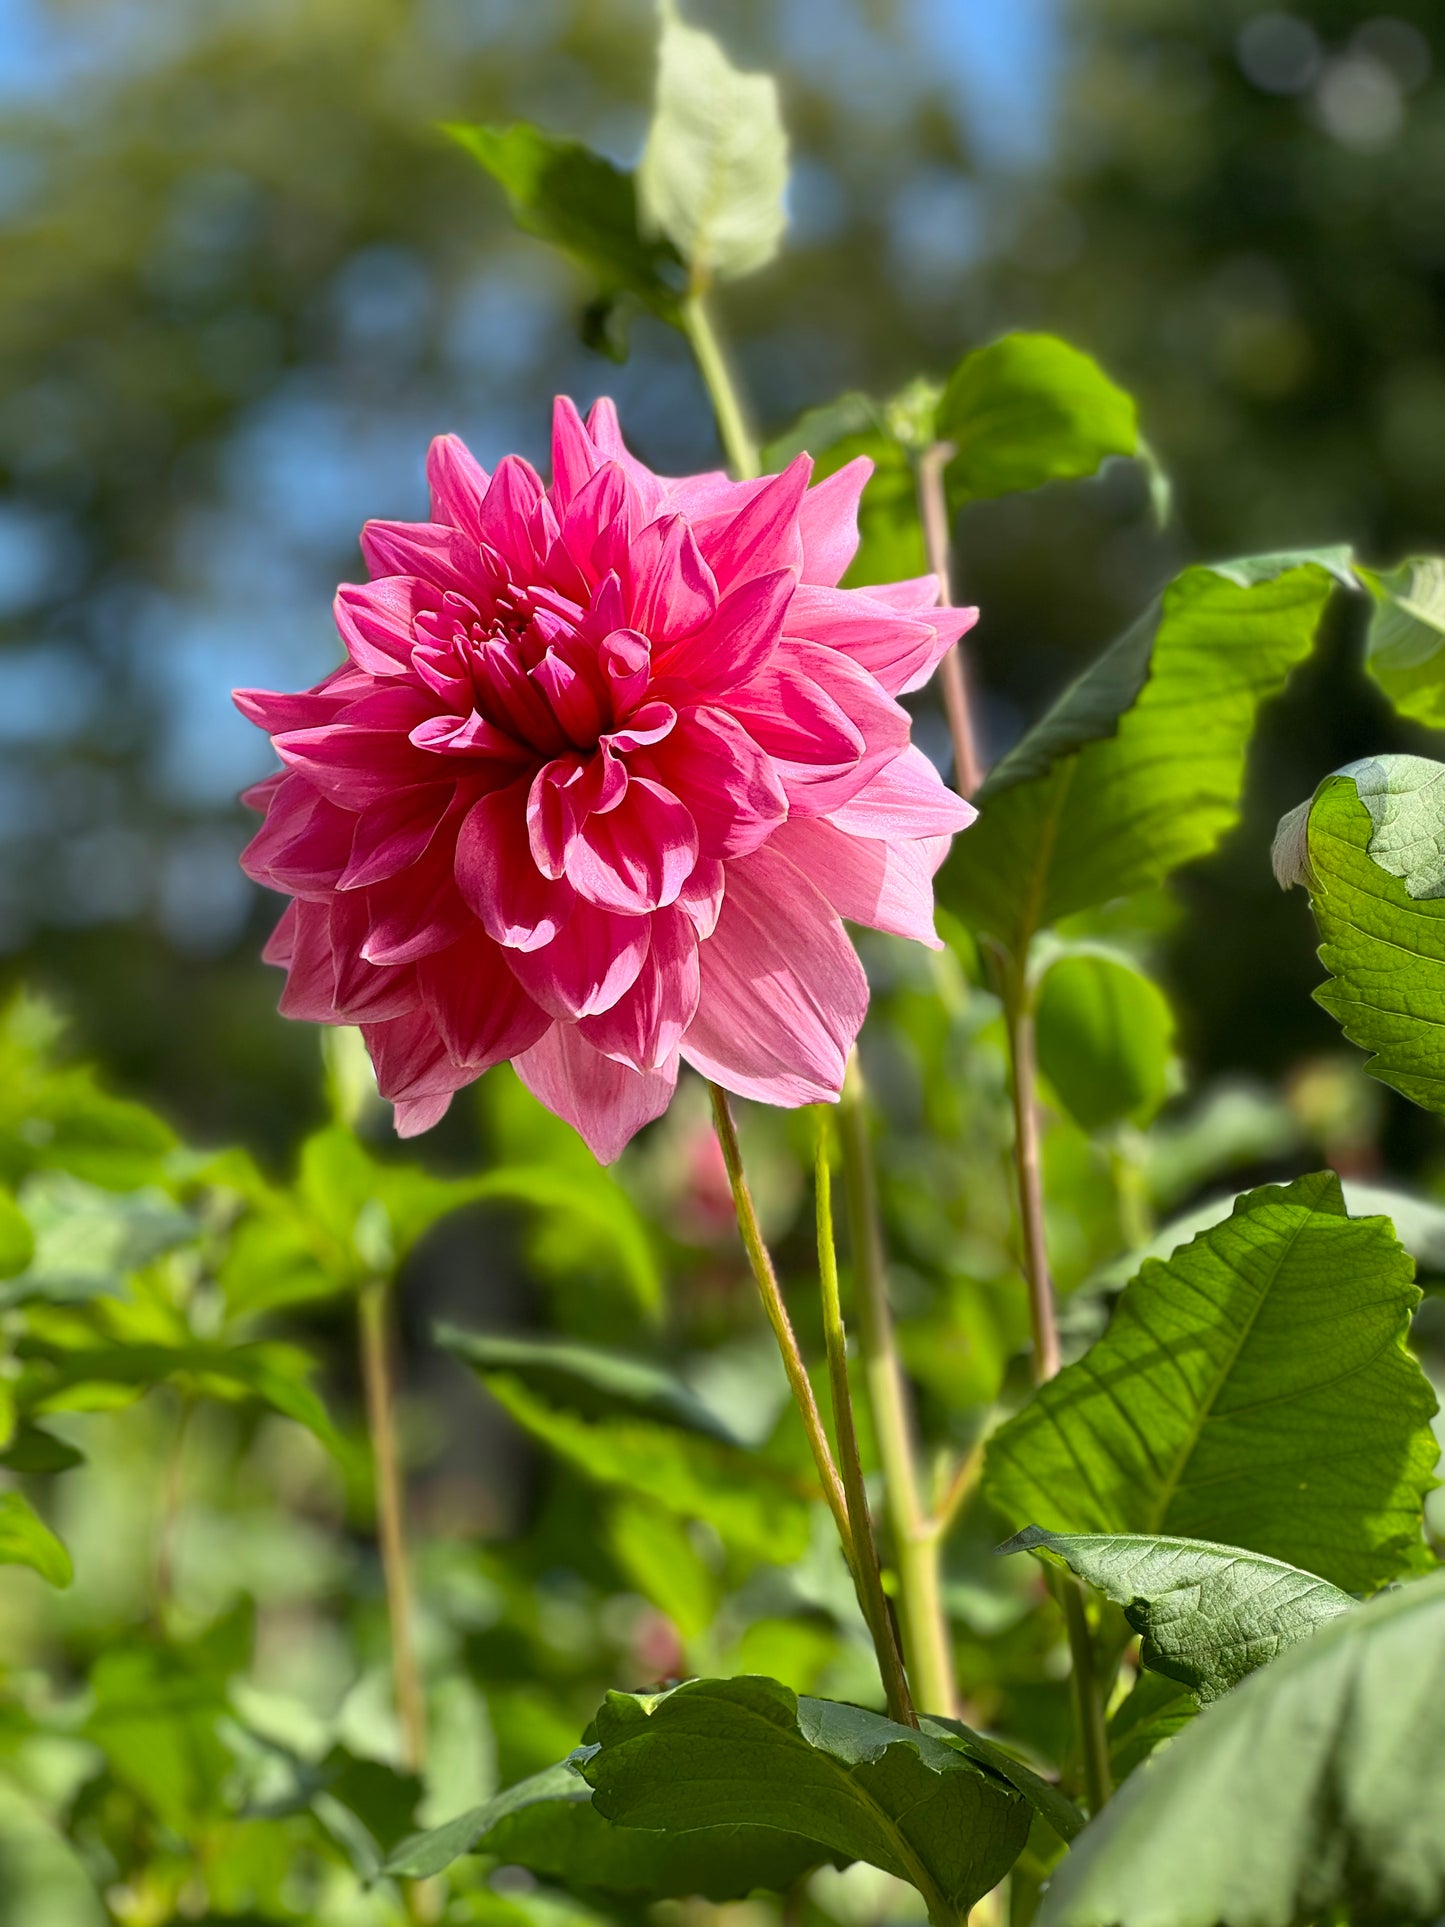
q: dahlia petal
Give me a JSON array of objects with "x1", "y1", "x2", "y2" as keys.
[
  {"x1": 475, "y1": 454, "x2": 548, "y2": 574},
  {"x1": 785, "y1": 583, "x2": 944, "y2": 698},
  {"x1": 606, "y1": 698, "x2": 676, "y2": 753},
  {"x1": 578, "y1": 907, "x2": 700, "y2": 1072},
  {"x1": 527, "y1": 750, "x2": 626, "y2": 879},
  {"x1": 797, "y1": 456, "x2": 872, "y2": 587},
  {"x1": 503, "y1": 896, "x2": 651, "y2": 1021},
  {"x1": 241, "y1": 775, "x2": 355, "y2": 898},
  {"x1": 338, "y1": 785, "x2": 454, "y2": 891},
  {"x1": 334, "y1": 577, "x2": 436, "y2": 675},
  {"x1": 730, "y1": 641, "x2": 911, "y2": 815},
  {"x1": 656, "y1": 568, "x2": 792, "y2": 691},
  {"x1": 560, "y1": 464, "x2": 631, "y2": 585},
  {"x1": 599, "y1": 626, "x2": 651, "y2": 715},
  {"x1": 550, "y1": 395, "x2": 600, "y2": 512},
  {"x1": 828, "y1": 744, "x2": 978, "y2": 840},
  {"x1": 584, "y1": 399, "x2": 666, "y2": 519},
  {"x1": 661, "y1": 470, "x2": 766, "y2": 521},
  {"x1": 274, "y1": 900, "x2": 340, "y2": 1020},
  {"x1": 409, "y1": 711, "x2": 531, "y2": 763},
  {"x1": 241, "y1": 771, "x2": 285, "y2": 814},
  {"x1": 531, "y1": 647, "x2": 606, "y2": 748},
  {"x1": 426, "y1": 434, "x2": 491, "y2": 537},
  {"x1": 514, "y1": 1022, "x2": 679, "y2": 1163},
  {"x1": 635, "y1": 707, "x2": 786, "y2": 861},
  {"x1": 261, "y1": 899, "x2": 298, "y2": 967},
  {"x1": 772, "y1": 816, "x2": 942, "y2": 949},
  {"x1": 394, "y1": 1090, "x2": 456, "y2": 1138},
  {"x1": 233, "y1": 685, "x2": 352, "y2": 734},
  {"x1": 627, "y1": 515, "x2": 717, "y2": 642},
  {"x1": 363, "y1": 1008, "x2": 468, "y2": 1103},
  {"x1": 677, "y1": 855, "x2": 725, "y2": 938},
  {"x1": 274, "y1": 686, "x2": 440, "y2": 808},
  {"x1": 359, "y1": 520, "x2": 482, "y2": 598},
  {"x1": 456, "y1": 782, "x2": 576, "y2": 951},
  {"x1": 328, "y1": 893, "x2": 424, "y2": 1018},
  {"x1": 563, "y1": 776, "x2": 700, "y2": 915},
  {"x1": 680, "y1": 843, "x2": 868, "y2": 1106},
  {"x1": 691, "y1": 453, "x2": 811, "y2": 589},
  {"x1": 418, "y1": 922, "x2": 552, "y2": 1069}
]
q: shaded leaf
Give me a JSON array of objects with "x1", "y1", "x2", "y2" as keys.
[
  {"x1": 984, "y1": 1173, "x2": 1438, "y2": 1593},
  {"x1": 1360, "y1": 555, "x2": 1445, "y2": 726},
  {"x1": 639, "y1": 0, "x2": 787, "y2": 286},
  {"x1": 0, "y1": 1425, "x2": 85, "y2": 1474},
  {"x1": 1001, "y1": 1528, "x2": 1354, "y2": 1703},
  {"x1": 582, "y1": 1676, "x2": 1041, "y2": 1920},
  {"x1": 388, "y1": 1755, "x2": 833, "y2": 1897},
  {"x1": 1038, "y1": 1569, "x2": 1445, "y2": 1927},
  {"x1": 1106, "y1": 1671, "x2": 1195, "y2": 1783},
  {"x1": 1275, "y1": 753, "x2": 1445, "y2": 1114},
  {"x1": 943, "y1": 551, "x2": 1355, "y2": 958},
  {"x1": 0, "y1": 1491, "x2": 71, "y2": 1587},
  {"x1": 1034, "y1": 949, "x2": 1175, "y2": 1133},
  {"x1": 0, "y1": 1189, "x2": 32, "y2": 1279}
]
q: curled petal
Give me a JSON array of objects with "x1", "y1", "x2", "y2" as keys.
[
  {"x1": 635, "y1": 707, "x2": 786, "y2": 862},
  {"x1": 502, "y1": 896, "x2": 650, "y2": 1021},
  {"x1": 418, "y1": 922, "x2": 551, "y2": 1070},
  {"x1": 456, "y1": 782, "x2": 576, "y2": 951},
  {"x1": 578, "y1": 906, "x2": 700, "y2": 1072},
  {"x1": 241, "y1": 774, "x2": 355, "y2": 899},
  {"x1": 772, "y1": 816, "x2": 943, "y2": 949},
  {"x1": 514, "y1": 1022, "x2": 678, "y2": 1163},
  {"x1": 655, "y1": 568, "x2": 792, "y2": 692},
  {"x1": 333, "y1": 576, "x2": 436, "y2": 675},
  {"x1": 828, "y1": 744, "x2": 978, "y2": 840},
  {"x1": 563, "y1": 776, "x2": 699, "y2": 915}
]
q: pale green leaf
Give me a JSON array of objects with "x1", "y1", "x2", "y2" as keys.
[
  {"x1": 0, "y1": 1188, "x2": 33, "y2": 1280},
  {"x1": 1275, "y1": 754, "x2": 1445, "y2": 1114},
  {"x1": 942, "y1": 551, "x2": 1355, "y2": 958},
  {"x1": 0, "y1": 1491, "x2": 71, "y2": 1587},
  {"x1": 1001, "y1": 1528, "x2": 1354, "y2": 1702},
  {"x1": 1034, "y1": 950, "x2": 1175, "y2": 1132},
  {"x1": 1037, "y1": 1569, "x2": 1445, "y2": 1927},
  {"x1": 1361, "y1": 555, "x2": 1445, "y2": 726},
  {"x1": 984, "y1": 1173, "x2": 1438, "y2": 1593},
  {"x1": 639, "y1": 2, "x2": 787, "y2": 286}
]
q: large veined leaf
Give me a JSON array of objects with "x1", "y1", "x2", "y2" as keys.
[
  {"x1": 1038, "y1": 1568, "x2": 1445, "y2": 1927},
  {"x1": 441, "y1": 1329, "x2": 810, "y2": 1562},
  {"x1": 942, "y1": 551, "x2": 1355, "y2": 958},
  {"x1": 1033, "y1": 948, "x2": 1176, "y2": 1133},
  {"x1": 1001, "y1": 1528, "x2": 1354, "y2": 1703},
  {"x1": 581, "y1": 1676, "x2": 1064, "y2": 1924},
  {"x1": 0, "y1": 1492, "x2": 72, "y2": 1587},
  {"x1": 387, "y1": 1755, "x2": 834, "y2": 1896},
  {"x1": 1274, "y1": 754, "x2": 1445, "y2": 1114},
  {"x1": 444, "y1": 121, "x2": 682, "y2": 322},
  {"x1": 984, "y1": 1173, "x2": 1438, "y2": 1593},
  {"x1": 1360, "y1": 555, "x2": 1445, "y2": 726},
  {"x1": 638, "y1": 0, "x2": 787, "y2": 286}
]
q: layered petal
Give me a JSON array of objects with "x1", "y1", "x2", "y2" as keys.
[
  {"x1": 771, "y1": 816, "x2": 942, "y2": 948},
  {"x1": 828, "y1": 745, "x2": 978, "y2": 840},
  {"x1": 514, "y1": 1023, "x2": 679, "y2": 1164}
]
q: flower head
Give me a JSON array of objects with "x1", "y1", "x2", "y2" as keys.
[{"x1": 236, "y1": 398, "x2": 977, "y2": 1159}]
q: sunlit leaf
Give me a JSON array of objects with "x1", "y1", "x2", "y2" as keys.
[
  {"x1": 1034, "y1": 948, "x2": 1175, "y2": 1133},
  {"x1": 1038, "y1": 1569, "x2": 1445, "y2": 1927},
  {"x1": 639, "y1": 0, "x2": 788, "y2": 287},
  {"x1": 0, "y1": 1189, "x2": 33, "y2": 1279},
  {"x1": 1360, "y1": 555, "x2": 1445, "y2": 726},
  {"x1": 984, "y1": 1173, "x2": 1438, "y2": 1593},
  {"x1": 943, "y1": 551, "x2": 1355, "y2": 958},
  {"x1": 1275, "y1": 753, "x2": 1445, "y2": 1114},
  {"x1": 1001, "y1": 1528, "x2": 1354, "y2": 1703},
  {"x1": 0, "y1": 1491, "x2": 71, "y2": 1587},
  {"x1": 1, "y1": 1174, "x2": 196, "y2": 1308}
]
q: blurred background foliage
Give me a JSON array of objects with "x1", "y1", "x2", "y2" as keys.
[{"x1": 2, "y1": 2, "x2": 1445, "y2": 1920}]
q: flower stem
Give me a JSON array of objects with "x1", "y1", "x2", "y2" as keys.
[
  {"x1": 358, "y1": 1276, "x2": 428, "y2": 1776},
  {"x1": 682, "y1": 292, "x2": 760, "y2": 481},
  {"x1": 814, "y1": 1110, "x2": 918, "y2": 1728},
  {"x1": 914, "y1": 439, "x2": 982, "y2": 798},
  {"x1": 707, "y1": 1084, "x2": 854, "y2": 1566},
  {"x1": 836, "y1": 1056, "x2": 958, "y2": 1720},
  {"x1": 998, "y1": 967, "x2": 1112, "y2": 1810}
]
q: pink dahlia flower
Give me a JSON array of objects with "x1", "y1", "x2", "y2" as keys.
[{"x1": 235, "y1": 398, "x2": 977, "y2": 1160}]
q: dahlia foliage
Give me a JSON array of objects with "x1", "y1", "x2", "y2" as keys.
[{"x1": 236, "y1": 398, "x2": 976, "y2": 1158}]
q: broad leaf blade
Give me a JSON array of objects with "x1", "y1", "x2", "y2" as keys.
[
  {"x1": 1276, "y1": 754, "x2": 1445, "y2": 1114},
  {"x1": 1361, "y1": 555, "x2": 1445, "y2": 725},
  {"x1": 582, "y1": 1676, "x2": 1036, "y2": 1920},
  {"x1": 1000, "y1": 1528, "x2": 1354, "y2": 1702},
  {"x1": 1037, "y1": 1569, "x2": 1445, "y2": 1927},
  {"x1": 937, "y1": 334, "x2": 1138, "y2": 507},
  {"x1": 983, "y1": 1173, "x2": 1438, "y2": 1593},
  {"x1": 0, "y1": 1491, "x2": 71, "y2": 1587},
  {"x1": 943, "y1": 552, "x2": 1355, "y2": 956},
  {"x1": 639, "y1": 2, "x2": 788, "y2": 285},
  {"x1": 388, "y1": 1755, "x2": 832, "y2": 1896},
  {"x1": 1034, "y1": 949, "x2": 1175, "y2": 1132}
]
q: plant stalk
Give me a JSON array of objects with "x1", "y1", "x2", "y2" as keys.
[
  {"x1": 359, "y1": 1276, "x2": 428, "y2": 1776},
  {"x1": 915, "y1": 439, "x2": 983, "y2": 798},
  {"x1": 1059, "y1": 1573, "x2": 1113, "y2": 1816},
  {"x1": 682, "y1": 293, "x2": 760, "y2": 480},
  {"x1": 815, "y1": 1111, "x2": 918, "y2": 1728},
  {"x1": 708, "y1": 1084, "x2": 855, "y2": 1567},
  {"x1": 836, "y1": 1056, "x2": 958, "y2": 1720}
]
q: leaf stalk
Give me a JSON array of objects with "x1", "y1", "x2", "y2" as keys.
[
  {"x1": 681, "y1": 293, "x2": 760, "y2": 480},
  {"x1": 915, "y1": 438, "x2": 983, "y2": 798}
]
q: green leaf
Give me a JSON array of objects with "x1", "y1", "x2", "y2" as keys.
[
  {"x1": 388, "y1": 1755, "x2": 834, "y2": 1896},
  {"x1": 1036, "y1": 1568, "x2": 1445, "y2": 1927},
  {"x1": 606, "y1": 1497, "x2": 720, "y2": 1639},
  {"x1": 936, "y1": 335, "x2": 1138, "y2": 508},
  {"x1": 1361, "y1": 555, "x2": 1445, "y2": 726},
  {"x1": 761, "y1": 392, "x2": 927, "y2": 588},
  {"x1": 441, "y1": 1329, "x2": 809, "y2": 1563},
  {"x1": 0, "y1": 1188, "x2": 32, "y2": 1279},
  {"x1": 1106, "y1": 1671, "x2": 1195, "y2": 1783},
  {"x1": 1275, "y1": 754, "x2": 1445, "y2": 1114},
  {"x1": 942, "y1": 551, "x2": 1355, "y2": 958},
  {"x1": 0, "y1": 1424, "x2": 85, "y2": 1473},
  {"x1": 0, "y1": 1491, "x2": 71, "y2": 1586},
  {"x1": 638, "y1": 1, "x2": 788, "y2": 287},
  {"x1": 445, "y1": 121, "x2": 682, "y2": 321},
  {"x1": 983, "y1": 1173, "x2": 1438, "y2": 1593},
  {"x1": 1001, "y1": 1528, "x2": 1354, "y2": 1703},
  {"x1": 582, "y1": 1676, "x2": 1043, "y2": 1922},
  {"x1": 1, "y1": 1174, "x2": 196, "y2": 1308},
  {"x1": 1034, "y1": 950, "x2": 1175, "y2": 1132}
]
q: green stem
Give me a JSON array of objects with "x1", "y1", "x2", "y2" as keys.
[
  {"x1": 359, "y1": 1276, "x2": 428, "y2": 1777},
  {"x1": 836, "y1": 1056, "x2": 958, "y2": 1720},
  {"x1": 999, "y1": 965, "x2": 1112, "y2": 1810},
  {"x1": 708, "y1": 1085, "x2": 855, "y2": 1566},
  {"x1": 815, "y1": 1111, "x2": 918, "y2": 1728},
  {"x1": 914, "y1": 439, "x2": 982, "y2": 798},
  {"x1": 681, "y1": 292, "x2": 759, "y2": 480}
]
